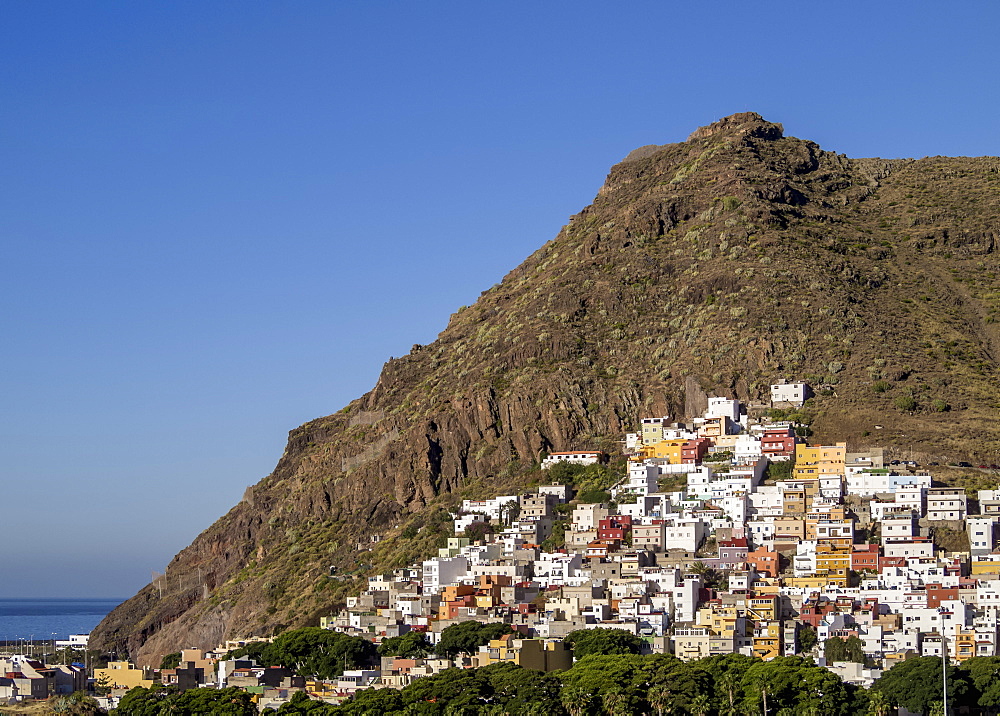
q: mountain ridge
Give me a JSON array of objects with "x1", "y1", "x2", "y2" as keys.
[{"x1": 90, "y1": 112, "x2": 1000, "y2": 665}]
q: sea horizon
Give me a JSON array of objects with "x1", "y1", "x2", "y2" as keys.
[{"x1": 0, "y1": 597, "x2": 124, "y2": 642}]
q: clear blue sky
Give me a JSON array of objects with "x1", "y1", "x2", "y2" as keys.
[{"x1": 1, "y1": 1, "x2": 997, "y2": 598}]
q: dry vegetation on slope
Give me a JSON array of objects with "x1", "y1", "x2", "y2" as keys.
[{"x1": 90, "y1": 113, "x2": 1000, "y2": 665}]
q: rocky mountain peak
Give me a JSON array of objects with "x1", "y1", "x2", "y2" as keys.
[
  {"x1": 90, "y1": 114, "x2": 1000, "y2": 667},
  {"x1": 687, "y1": 111, "x2": 784, "y2": 142}
]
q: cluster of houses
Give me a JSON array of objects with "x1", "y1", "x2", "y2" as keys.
[
  {"x1": 18, "y1": 380, "x2": 1000, "y2": 706},
  {"x1": 325, "y1": 380, "x2": 1000, "y2": 690},
  {"x1": 88, "y1": 648, "x2": 318, "y2": 710},
  {"x1": 0, "y1": 655, "x2": 86, "y2": 702},
  {"x1": 84, "y1": 636, "x2": 573, "y2": 709}
]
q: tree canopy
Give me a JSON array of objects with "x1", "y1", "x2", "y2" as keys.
[
  {"x1": 563, "y1": 628, "x2": 644, "y2": 658},
  {"x1": 872, "y1": 656, "x2": 973, "y2": 715},
  {"x1": 111, "y1": 687, "x2": 257, "y2": 716},
  {"x1": 434, "y1": 621, "x2": 512, "y2": 659},
  {"x1": 228, "y1": 627, "x2": 377, "y2": 679},
  {"x1": 378, "y1": 630, "x2": 432, "y2": 659}
]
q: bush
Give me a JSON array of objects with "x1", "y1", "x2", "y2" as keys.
[
  {"x1": 931, "y1": 399, "x2": 951, "y2": 412},
  {"x1": 872, "y1": 380, "x2": 891, "y2": 393},
  {"x1": 576, "y1": 489, "x2": 611, "y2": 504},
  {"x1": 894, "y1": 396, "x2": 917, "y2": 411},
  {"x1": 159, "y1": 652, "x2": 181, "y2": 670},
  {"x1": 766, "y1": 461, "x2": 793, "y2": 481}
]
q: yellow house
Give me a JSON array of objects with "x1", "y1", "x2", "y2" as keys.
[
  {"x1": 972, "y1": 554, "x2": 1000, "y2": 575},
  {"x1": 747, "y1": 596, "x2": 780, "y2": 621},
  {"x1": 751, "y1": 621, "x2": 783, "y2": 661},
  {"x1": 815, "y1": 544, "x2": 851, "y2": 586},
  {"x1": 952, "y1": 626, "x2": 977, "y2": 663},
  {"x1": 751, "y1": 577, "x2": 782, "y2": 595},
  {"x1": 786, "y1": 575, "x2": 847, "y2": 590},
  {"x1": 696, "y1": 603, "x2": 744, "y2": 639},
  {"x1": 698, "y1": 417, "x2": 726, "y2": 439},
  {"x1": 794, "y1": 443, "x2": 847, "y2": 479},
  {"x1": 94, "y1": 662, "x2": 154, "y2": 690},
  {"x1": 640, "y1": 438, "x2": 687, "y2": 463}
]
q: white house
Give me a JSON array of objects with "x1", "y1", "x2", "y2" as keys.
[
  {"x1": 541, "y1": 451, "x2": 604, "y2": 469},
  {"x1": 454, "y1": 513, "x2": 489, "y2": 535},
  {"x1": 706, "y1": 397, "x2": 742, "y2": 423},
  {"x1": 968, "y1": 517, "x2": 996, "y2": 556},
  {"x1": 927, "y1": 489, "x2": 967, "y2": 521},
  {"x1": 662, "y1": 519, "x2": 705, "y2": 552},
  {"x1": 770, "y1": 381, "x2": 811, "y2": 407},
  {"x1": 421, "y1": 556, "x2": 468, "y2": 594},
  {"x1": 461, "y1": 496, "x2": 518, "y2": 521}
]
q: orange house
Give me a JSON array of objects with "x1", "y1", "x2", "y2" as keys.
[{"x1": 747, "y1": 547, "x2": 780, "y2": 578}]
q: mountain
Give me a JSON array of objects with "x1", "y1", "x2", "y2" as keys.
[{"x1": 90, "y1": 112, "x2": 1000, "y2": 665}]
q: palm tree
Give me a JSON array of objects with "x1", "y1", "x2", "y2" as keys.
[
  {"x1": 602, "y1": 690, "x2": 630, "y2": 716},
  {"x1": 688, "y1": 694, "x2": 711, "y2": 716},
  {"x1": 718, "y1": 670, "x2": 740, "y2": 716},
  {"x1": 561, "y1": 686, "x2": 593, "y2": 716},
  {"x1": 865, "y1": 690, "x2": 891, "y2": 716},
  {"x1": 648, "y1": 685, "x2": 673, "y2": 716}
]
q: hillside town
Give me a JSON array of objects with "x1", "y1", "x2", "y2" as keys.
[
  {"x1": 322, "y1": 381, "x2": 998, "y2": 691},
  {"x1": 8, "y1": 380, "x2": 998, "y2": 710}
]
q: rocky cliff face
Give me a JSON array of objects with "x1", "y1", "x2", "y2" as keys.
[{"x1": 90, "y1": 113, "x2": 1000, "y2": 665}]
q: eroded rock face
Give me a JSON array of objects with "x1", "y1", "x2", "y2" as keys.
[{"x1": 91, "y1": 113, "x2": 1000, "y2": 665}]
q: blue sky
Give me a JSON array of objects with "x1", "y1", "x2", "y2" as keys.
[{"x1": 1, "y1": 1, "x2": 998, "y2": 598}]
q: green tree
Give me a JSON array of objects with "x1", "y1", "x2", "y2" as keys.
[
  {"x1": 798, "y1": 625, "x2": 818, "y2": 653},
  {"x1": 865, "y1": 689, "x2": 891, "y2": 716},
  {"x1": 171, "y1": 687, "x2": 258, "y2": 715},
  {"x1": 563, "y1": 628, "x2": 644, "y2": 658},
  {"x1": 844, "y1": 635, "x2": 865, "y2": 663},
  {"x1": 740, "y1": 657, "x2": 860, "y2": 716},
  {"x1": 477, "y1": 662, "x2": 564, "y2": 715},
  {"x1": 111, "y1": 686, "x2": 167, "y2": 716},
  {"x1": 766, "y1": 460, "x2": 793, "y2": 481},
  {"x1": 560, "y1": 685, "x2": 595, "y2": 716},
  {"x1": 689, "y1": 693, "x2": 711, "y2": 716},
  {"x1": 434, "y1": 621, "x2": 511, "y2": 659},
  {"x1": 337, "y1": 686, "x2": 405, "y2": 714},
  {"x1": 159, "y1": 652, "x2": 182, "y2": 670},
  {"x1": 378, "y1": 631, "x2": 431, "y2": 658},
  {"x1": 575, "y1": 489, "x2": 611, "y2": 504},
  {"x1": 688, "y1": 561, "x2": 725, "y2": 589},
  {"x1": 873, "y1": 656, "x2": 972, "y2": 716},
  {"x1": 824, "y1": 637, "x2": 847, "y2": 662},
  {"x1": 698, "y1": 653, "x2": 757, "y2": 714},
  {"x1": 226, "y1": 639, "x2": 273, "y2": 663},
  {"x1": 95, "y1": 672, "x2": 114, "y2": 697},
  {"x1": 602, "y1": 689, "x2": 637, "y2": 716},
  {"x1": 50, "y1": 691, "x2": 105, "y2": 716},
  {"x1": 964, "y1": 655, "x2": 1000, "y2": 710},
  {"x1": 402, "y1": 666, "x2": 489, "y2": 712},
  {"x1": 274, "y1": 690, "x2": 338, "y2": 714},
  {"x1": 265, "y1": 627, "x2": 377, "y2": 679},
  {"x1": 558, "y1": 654, "x2": 649, "y2": 701}
]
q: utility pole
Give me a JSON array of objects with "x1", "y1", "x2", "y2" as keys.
[{"x1": 942, "y1": 632, "x2": 948, "y2": 716}]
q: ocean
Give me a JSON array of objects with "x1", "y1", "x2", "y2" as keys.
[{"x1": 0, "y1": 598, "x2": 122, "y2": 642}]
